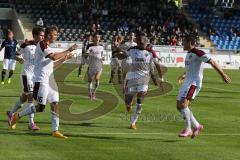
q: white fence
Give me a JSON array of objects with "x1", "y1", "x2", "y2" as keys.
[{"x1": 1, "y1": 41, "x2": 240, "y2": 69}]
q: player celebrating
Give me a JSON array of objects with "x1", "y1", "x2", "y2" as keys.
[
  {"x1": 7, "y1": 27, "x2": 44, "y2": 131},
  {"x1": 177, "y1": 35, "x2": 231, "y2": 138},
  {"x1": 10, "y1": 26, "x2": 77, "y2": 139},
  {"x1": 77, "y1": 33, "x2": 92, "y2": 77},
  {"x1": 122, "y1": 32, "x2": 159, "y2": 130},
  {"x1": 0, "y1": 30, "x2": 18, "y2": 84},
  {"x1": 109, "y1": 35, "x2": 124, "y2": 84},
  {"x1": 87, "y1": 32, "x2": 104, "y2": 100}
]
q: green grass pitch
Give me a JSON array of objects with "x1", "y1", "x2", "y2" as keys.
[{"x1": 0, "y1": 63, "x2": 240, "y2": 160}]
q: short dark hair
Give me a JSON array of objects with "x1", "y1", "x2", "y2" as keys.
[
  {"x1": 32, "y1": 27, "x2": 44, "y2": 37},
  {"x1": 7, "y1": 29, "x2": 13, "y2": 34},
  {"x1": 184, "y1": 35, "x2": 196, "y2": 45},
  {"x1": 45, "y1": 25, "x2": 58, "y2": 37}
]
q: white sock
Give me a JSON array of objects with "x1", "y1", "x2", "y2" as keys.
[
  {"x1": 10, "y1": 97, "x2": 23, "y2": 115},
  {"x1": 28, "y1": 113, "x2": 34, "y2": 124},
  {"x1": 131, "y1": 103, "x2": 142, "y2": 125},
  {"x1": 51, "y1": 111, "x2": 59, "y2": 132},
  {"x1": 190, "y1": 111, "x2": 200, "y2": 128},
  {"x1": 181, "y1": 107, "x2": 191, "y2": 129},
  {"x1": 19, "y1": 103, "x2": 36, "y2": 117},
  {"x1": 88, "y1": 82, "x2": 93, "y2": 94}
]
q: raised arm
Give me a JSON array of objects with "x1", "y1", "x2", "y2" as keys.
[
  {"x1": 48, "y1": 44, "x2": 78, "y2": 61},
  {"x1": 207, "y1": 59, "x2": 231, "y2": 84}
]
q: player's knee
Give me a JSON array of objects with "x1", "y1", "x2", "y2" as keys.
[
  {"x1": 2, "y1": 69, "x2": 6, "y2": 73},
  {"x1": 180, "y1": 99, "x2": 189, "y2": 108},
  {"x1": 9, "y1": 70, "x2": 14, "y2": 74},
  {"x1": 36, "y1": 104, "x2": 46, "y2": 112}
]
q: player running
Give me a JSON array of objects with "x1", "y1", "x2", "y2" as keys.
[
  {"x1": 10, "y1": 26, "x2": 77, "y2": 139},
  {"x1": 0, "y1": 30, "x2": 18, "y2": 84},
  {"x1": 7, "y1": 27, "x2": 44, "y2": 131},
  {"x1": 121, "y1": 32, "x2": 160, "y2": 130},
  {"x1": 77, "y1": 33, "x2": 92, "y2": 77},
  {"x1": 87, "y1": 32, "x2": 104, "y2": 100},
  {"x1": 177, "y1": 35, "x2": 231, "y2": 138},
  {"x1": 109, "y1": 35, "x2": 124, "y2": 84}
]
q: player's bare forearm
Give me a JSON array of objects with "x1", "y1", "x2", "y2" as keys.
[
  {"x1": 50, "y1": 44, "x2": 78, "y2": 61},
  {"x1": 54, "y1": 57, "x2": 65, "y2": 68},
  {"x1": 54, "y1": 52, "x2": 74, "y2": 68},
  {"x1": 208, "y1": 59, "x2": 231, "y2": 83},
  {"x1": 154, "y1": 62, "x2": 163, "y2": 78},
  {"x1": 48, "y1": 51, "x2": 70, "y2": 61}
]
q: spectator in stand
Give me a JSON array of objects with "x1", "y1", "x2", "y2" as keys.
[
  {"x1": 0, "y1": 26, "x2": 3, "y2": 39},
  {"x1": 170, "y1": 35, "x2": 178, "y2": 46},
  {"x1": 177, "y1": 37, "x2": 183, "y2": 46},
  {"x1": 36, "y1": 17, "x2": 44, "y2": 27}
]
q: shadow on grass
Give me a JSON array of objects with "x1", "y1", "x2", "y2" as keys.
[{"x1": 66, "y1": 134, "x2": 180, "y2": 143}]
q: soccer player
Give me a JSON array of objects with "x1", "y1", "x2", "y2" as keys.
[
  {"x1": 123, "y1": 32, "x2": 159, "y2": 130},
  {"x1": 177, "y1": 35, "x2": 231, "y2": 138},
  {"x1": 109, "y1": 35, "x2": 124, "y2": 84},
  {"x1": 7, "y1": 27, "x2": 44, "y2": 131},
  {"x1": 0, "y1": 30, "x2": 18, "y2": 84},
  {"x1": 122, "y1": 32, "x2": 137, "y2": 80},
  {"x1": 77, "y1": 33, "x2": 92, "y2": 77},
  {"x1": 87, "y1": 32, "x2": 104, "y2": 100},
  {"x1": 10, "y1": 26, "x2": 77, "y2": 139}
]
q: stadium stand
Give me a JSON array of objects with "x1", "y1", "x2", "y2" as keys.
[
  {"x1": 188, "y1": 0, "x2": 240, "y2": 51},
  {"x1": 11, "y1": 0, "x2": 199, "y2": 46}
]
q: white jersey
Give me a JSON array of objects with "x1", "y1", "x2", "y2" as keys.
[
  {"x1": 126, "y1": 46, "x2": 156, "y2": 86},
  {"x1": 122, "y1": 41, "x2": 137, "y2": 72},
  {"x1": 17, "y1": 41, "x2": 36, "y2": 76},
  {"x1": 33, "y1": 41, "x2": 54, "y2": 83},
  {"x1": 124, "y1": 41, "x2": 137, "y2": 49},
  {"x1": 87, "y1": 44, "x2": 104, "y2": 71},
  {"x1": 184, "y1": 48, "x2": 211, "y2": 87}
]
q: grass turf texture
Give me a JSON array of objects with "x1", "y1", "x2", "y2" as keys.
[{"x1": 0, "y1": 63, "x2": 239, "y2": 160}]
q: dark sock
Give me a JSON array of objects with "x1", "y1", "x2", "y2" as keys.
[
  {"x1": 8, "y1": 70, "x2": 14, "y2": 79},
  {"x1": 1, "y1": 70, "x2": 6, "y2": 82}
]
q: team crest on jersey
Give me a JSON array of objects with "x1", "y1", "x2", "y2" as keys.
[{"x1": 189, "y1": 54, "x2": 193, "y2": 59}]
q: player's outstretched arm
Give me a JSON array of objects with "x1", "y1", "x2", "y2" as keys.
[
  {"x1": 154, "y1": 61, "x2": 163, "y2": 80},
  {"x1": 208, "y1": 59, "x2": 231, "y2": 84},
  {"x1": 48, "y1": 44, "x2": 78, "y2": 61},
  {"x1": 54, "y1": 53, "x2": 74, "y2": 68}
]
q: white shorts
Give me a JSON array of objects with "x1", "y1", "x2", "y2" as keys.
[
  {"x1": 177, "y1": 82, "x2": 201, "y2": 101},
  {"x1": 88, "y1": 67, "x2": 102, "y2": 78},
  {"x1": 125, "y1": 84, "x2": 148, "y2": 95},
  {"x1": 33, "y1": 81, "x2": 59, "y2": 105},
  {"x1": 21, "y1": 74, "x2": 34, "y2": 93},
  {"x1": 81, "y1": 57, "x2": 88, "y2": 65},
  {"x1": 3, "y1": 59, "x2": 16, "y2": 70}
]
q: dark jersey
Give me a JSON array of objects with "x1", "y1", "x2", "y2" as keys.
[
  {"x1": 1, "y1": 39, "x2": 18, "y2": 59},
  {"x1": 82, "y1": 40, "x2": 91, "y2": 58}
]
